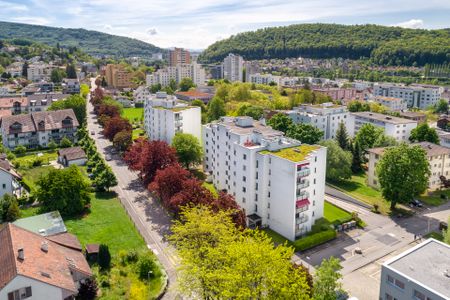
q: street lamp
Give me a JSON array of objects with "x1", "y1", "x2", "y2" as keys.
[{"x1": 148, "y1": 270, "x2": 153, "y2": 281}]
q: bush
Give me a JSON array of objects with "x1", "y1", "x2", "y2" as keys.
[
  {"x1": 136, "y1": 253, "x2": 157, "y2": 280},
  {"x1": 6, "y1": 152, "x2": 16, "y2": 160},
  {"x1": 98, "y1": 244, "x2": 111, "y2": 270},
  {"x1": 32, "y1": 157, "x2": 44, "y2": 167},
  {"x1": 126, "y1": 250, "x2": 139, "y2": 264},
  {"x1": 292, "y1": 230, "x2": 337, "y2": 252},
  {"x1": 76, "y1": 278, "x2": 98, "y2": 300},
  {"x1": 48, "y1": 140, "x2": 58, "y2": 150},
  {"x1": 60, "y1": 137, "x2": 73, "y2": 148},
  {"x1": 14, "y1": 145, "x2": 27, "y2": 154}
]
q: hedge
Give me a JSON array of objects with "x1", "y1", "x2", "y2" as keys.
[{"x1": 292, "y1": 229, "x2": 337, "y2": 252}]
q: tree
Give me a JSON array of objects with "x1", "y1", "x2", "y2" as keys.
[
  {"x1": 48, "y1": 140, "x2": 58, "y2": 150},
  {"x1": 287, "y1": 124, "x2": 323, "y2": 144},
  {"x1": 211, "y1": 192, "x2": 246, "y2": 228},
  {"x1": 373, "y1": 134, "x2": 398, "y2": 148},
  {"x1": 434, "y1": 99, "x2": 449, "y2": 114},
  {"x1": 335, "y1": 121, "x2": 350, "y2": 150},
  {"x1": 351, "y1": 140, "x2": 364, "y2": 173},
  {"x1": 94, "y1": 167, "x2": 118, "y2": 192},
  {"x1": 267, "y1": 113, "x2": 293, "y2": 133},
  {"x1": 319, "y1": 140, "x2": 352, "y2": 181},
  {"x1": 66, "y1": 64, "x2": 77, "y2": 79},
  {"x1": 169, "y1": 206, "x2": 311, "y2": 299},
  {"x1": 124, "y1": 139, "x2": 178, "y2": 184},
  {"x1": 150, "y1": 83, "x2": 162, "y2": 93},
  {"x1": 354, "y1": 123, "x2": 384, "y2": 154},
  {"x1": 136, "y1": 253, "x2": 158, "y2": 280},
  {"x1": 149, "y1": 164, "x2": 191, "y2": 206},
  {"x1": 409, "y1": 123, "x2": 440, "y2": 144},
  {"x1": 98, "y1": 244, "x2": 111, "y2": 270},
  {"x1": 60, "y1": 137, "x2": 73, "y2": 148},
  {"x1": 179, "y1": 77, "x2": 195, "y2": 91},
  {"x1": 76, "y1": 278, "x2": 98, "y2": 300},
  {"x1": 50, "y1": 68, "x2": 66, "y2": 83},
  {"x1": 0, "y1": 194, "x2": 20, "y2": 222},
  {"x1": 172, "y1": 133, "x2": 203, "y2": 169},
  {"x1": 169, "y1": 79, "x2": 177, "y2": 92},
  {"x1": 22, "y1": 61, "x2": 28, "y2": 78},
  {"x1": 168, "y1": 179, "x2": 215, "y2": 215},
  {"x1": 376, "y1": 144, "x2": 430, "y2": 210},
  {"x1": 113, "y1": 130, "x2": 132, "y2": 151},
  {"x1": 49, "y1": 94, "x2": 86, "y2": 124},
  {"x1": 14, "y1": 145, "x2": 27, "y2": 154},
  {"x1": 236, "y1": 103, "x2": 264, "y2": 120},
  {"x1": 103, "y1": 116, "x2": 132, "y2": 141},
  {"x1": 313, "y1": 257, "x2": 343, "y2": 300},
  {"x1": 207, "y1": 96, "x2": 226, "y2": 122},
  {"x1": 36, "y1": 165, "x2": 91, "y2": 216},
  {"x1": 6, "y1": 200, "x2": 20, "y2": 222},
  {"x1": 348, "y1": 100, "x2": 370, "y2": 112}
]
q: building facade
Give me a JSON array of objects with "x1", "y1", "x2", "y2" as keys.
[
  {"x1": 168, "y1": 48, "x2": 191, "y2": 66},
  {"x1": 379, "y1": 239, "x2": 450, "y2": 300},
  {"x1": 105, "y1": 64, "x2": 133, "y2": 89},
  {"x1": 248, "y1": 73, "x2": 281, "y2": 86},
  {"x1": 371, "y1": 96, "x2": 407, "y2": 111},
  {"x1": 203, "y1": 117, "x2": 327, "y2": 241},
  {"x1": 367, "y1": 142, "x2": 450, "y2": 191},
  {"x1": 373, "y1": 83, "x2": 443, "y2": 109},
  {"x1": 146, "y1": 62, "x2": 206, "y2": 87},
  {"x1": 287, "y1": 103, "x2": 350, "y2": 140},
  {"x1": 349, "y1": 111, "x2": 417, "y2": 141},
  {"x1": 144, "y1": 92, "x2": 201, "y2": 144},
  {"x1": 1, "y1": 109, "x2": 79, "y2": 149},
  {"x1": 223, "y1": 53, "x2": 243, "y2": 82}
]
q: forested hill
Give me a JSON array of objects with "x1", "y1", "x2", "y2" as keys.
[
  {"x1": 0, "y1": 21, "x2": 164, "y2": 58},
  {"x1": 199, "y1": 24, "x2": 450, "y2": 66}
]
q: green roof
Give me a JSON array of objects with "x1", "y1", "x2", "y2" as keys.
[
  {"x1": 13, "y1": 211, "x2": 66, "y2": 236},
  {"x1": 260, "y1": 145, "x2": 319, "y2": 162}
]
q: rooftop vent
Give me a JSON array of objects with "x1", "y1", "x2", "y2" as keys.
[
  {"x1": 41, "y1": 241, "x2": 48, "y2": 253},
  {"x1": 40, "y1": 271, "x2": 51, "y2": 278},
  {"x1": 17, "y1": 248, "x2": 24, "y2": 260},
  {"x1": 444, "y1": 269, "x2": 450, "y2": 278}
]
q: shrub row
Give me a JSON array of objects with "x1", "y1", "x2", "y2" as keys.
[{"x1": 292, "y1": 229, "x2": 337, "y2": 252}]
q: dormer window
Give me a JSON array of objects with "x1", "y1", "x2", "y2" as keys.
[
  {"x1": 10, "y1": 122, "x2": 22, "y2": 132},
  {"x1": 38, "y1": 121, "x2": 45, "y2": 131},
  {"x1": 62, "y1": 117, "x2": 73, "y2": 127}
]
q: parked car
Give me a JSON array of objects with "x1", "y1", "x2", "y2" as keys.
[
  {"x1": 105, "y1": 155, "x2": 112, "y2": 161},
  {"x1": 409, "y1": 199, "x2": 423, "y2": 207},
  {"x1": 439, "y1": 221, "x2": 448, "y2": 231}
]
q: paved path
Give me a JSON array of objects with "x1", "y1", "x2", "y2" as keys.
[{"x1": 87, "y1": 81, "x2": 178, "y2": 299}]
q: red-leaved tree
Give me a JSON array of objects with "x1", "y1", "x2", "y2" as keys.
[
  {"x1": 168, "y1": 178, "x2": 215, "y2": 215},
  {"x1": 96, "y1": 104, "x2": 121, "y2": 118},
  {"x1": 148, "y1": 164, "x2": 191, "y2": 207},
  {"x1": 212, "y1": 191, "x2": 246, "y2": 228},
  {"x1": 91, "y1": 87, "x2": 104, "y2": 105},
  {"x1": 123, "y1": 138, "x2": 178, "y2": 184},
  {"x1": 103, "y1": 116, "x2": 132, "y2": 141}
]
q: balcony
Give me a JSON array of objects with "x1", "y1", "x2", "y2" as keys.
[
  {"x1": 297, "y1": 168, "x2": 310, "y2": 178},
  {"x1": 296, "y1": 191, "x2": 309, "y2": 200},
  {"x1": 296, "y1": 215, "x2": 309, "y2": 225},
  {"x1": 297, "y1": 180, "x2": 309, "y2": 190},
  {"x1": 175, "y1": 121, "x2": 183, "y2": 127},
  {"x1": 296, "y1": 198, "x2": 310, "y2": 209}
]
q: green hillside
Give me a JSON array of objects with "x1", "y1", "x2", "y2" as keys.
[
  {"x1": 0, "y1": 21, "x2": 164, "y2": 58},
  {"x1": 199, "y1": 23, "x2": 450, "y2": 66}
]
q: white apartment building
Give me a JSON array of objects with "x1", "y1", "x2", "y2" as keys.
[
  {"x1": 349, "y1": 111, "x2": 417, "y2": 141},
  {"x1": 146, "y1": 62, "x2": 206, "y2": 87},
  {"x1": 379, "y1": 239, "x2": 450, "y2": 300},
  {"x1": 133, "y1": 85, "x2": 151, "y2": 103},
  {"x1": 371, "y1": 96, "x2": 407, "y2": 111},
  {"x1": 373, "y1": 83, "x2": 443, "y2": 109},
  {"x1": 248, "y1": 73, "x2": 281, "y2": 86},
  {"x1": 27, "y1": 63, "x2": 52, "y2": 82},
  {"x1": 203, "y1": 117, "x2": 327, "y2": 241},
  {"x1": 223, "y1": 53, "x2": 243, "y2": 82},
  {"x1": 288, "y1": 103, "x2": 350, "y2": 140},
  {"x1": 144, "y1": 92, "x2": 201, "y2": 144},
  {"x1": 367, "y1": 142, "x2": 450, "y2": 191}
]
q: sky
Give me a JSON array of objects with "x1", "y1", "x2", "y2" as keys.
[{"x1": 1, "y1": 0, "x2": 450, "y2": 50}]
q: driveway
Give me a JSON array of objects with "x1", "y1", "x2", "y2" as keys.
[{"x1": 87, "y1": 81, "x2": 178, "y2": 299}]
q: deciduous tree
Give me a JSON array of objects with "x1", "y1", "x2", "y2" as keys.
[
  {"x1": 409, "y1": 123, "x2": 439, "y2": 144},
  {"x1": 103, "y1": 116, "x2": 132, "y2": 141},
  {"x1": 171, "y1": 133, "x2": 203, "y2": 169},
  {"x1": 148, "y1": 164, "x2": 191, "y2": 206},
  {"x1": 319, "y1": 140, "x2": 352, "y2": 181},
  {"x1": 267, "y1": 113, "x2": 293, "y2": 133},
  {"x1": 287, "y1": 123, "x2": 323, "y2": 144},
  {"x1": 179, "y1": 77, "x2": 196, "y2": 91},
  {"x1": 313, "y1": 257, "x2": 343, "y2": 300},
  {"x1": 355, "y1": 123, "x2": 384, "y2": 155},
  {"x1": 168, "y1": 179, "x2": 214, "y2": 215},
  {"x1": 207, "y1": 96, "x2": 226, "y2": 122},
  {"x1": 113, "y1": 130, "x2": 132, "y2": 151}
]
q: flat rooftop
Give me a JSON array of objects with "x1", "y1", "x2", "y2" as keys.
[
  {"x1": 13, "y1": 211, "x2": 66, "y2": 236},
  {"x1": 368, "y1": 142, "x2": 450, "y2": 157},
  {"x1": 212, "y1": 117, "x2": 283, "y2": 139},
  {"x1": 352, "y1": 111, "x2": 416, "y2": 124},
  {"x1": 385, "y1": 239, "x2": 450, "y2": 298},
  {"x1": 260, "y1": 145, "x2": 320, "y2": 162}
]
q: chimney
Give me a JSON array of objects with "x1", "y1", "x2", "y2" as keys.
[
  {"x1": 18, "y1": 248, "x2": 24, "y2": 260},
  {"x1": 41, "y1": 241, "x2": 48, "y2": 253}
]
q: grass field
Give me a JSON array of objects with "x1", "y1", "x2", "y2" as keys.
[
  {"x1": 323, "y1": 201, "x2": 352, "y2": 224},
  {"x1": 19, "y1": 166, "x2": 54, "y2": 193},
  {"x1": 122, "y1": 107, "x2": 144, "y2": 122},
  {"x1": 14, "y1": 150, "x2": 58, "y2": 169},
  {"x1": 419, "y1": 190, "x2": 450, "y2": 206}
]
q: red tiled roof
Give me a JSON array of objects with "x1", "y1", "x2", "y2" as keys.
[
  {"x1": 0, "y1": 223, "x2": 91, "y2": 292},
  {"x1": 175, "y1": 90, "x2": 212, "y2": 99},
  {"x1": 85, "y1": 244, "x2": 99, "y2": 254},
  {"x1": 0, "y1": 97, "x2": 28, "y2": 109},
  {"x1": 46, "y1": 232, "x2": 83, "y2": 252},
  {"x1": 296, "y1": 199, "x2": 310, "y2": 208},
  {"x1": 57, "y1": 146, "x2": 86, "y2": 161}
]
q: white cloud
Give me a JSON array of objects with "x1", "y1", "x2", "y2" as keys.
[
  {"x1": 147, "y1": 28, "x2": 158, "y2": 36},
  {"x1": 11, "y1": 16, "x2": 50, "y2": 26},
  {"x1": 0, "y1": 1, "x2": 28, "y2": 12},
  {"x1": 392, "y1": 19, "x2": 425, "y2": 29}
]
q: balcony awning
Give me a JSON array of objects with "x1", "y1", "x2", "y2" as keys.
[{"x1": 296, "y1": 199, "x2": 310, "y2": 208}]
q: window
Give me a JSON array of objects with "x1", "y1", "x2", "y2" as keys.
[
  {"x1": 413, "y1": 290, "x2": 426, "y2": 300},
  {"x1": 242, "y1": 197, "x2": 246, "y2": 203},
  {"x1": 385, "y1": 293, "x2": 393, "y2": 300},
  {"x1": 242, "y1": 187, "x2": 246, "y2": 193},
  {"x1": 2, "y1": 184, "x2": 5, "y2": 189},
  {"x1": 8, "y1": 287, "x2": 32, "y2": 300},
  {"x1": 394, "y1": 279, "x2": 405, "y2": 289},
  {"x1": 387, "y1": 275, "x2": 394, "y2": 284},
  {"x1": 243, "y1": 176, "x2": 246, "y2": 182},
  {"x1": 256, "y1": 160, "x2": 258, "y2": 168},
  {"x1": 255, "y1": 204, "x2": 258, "y2": 212},
  {"x1": 243, "y1": 154, "x2": 247, "y2": 160}
]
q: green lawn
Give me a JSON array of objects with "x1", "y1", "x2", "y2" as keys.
[
  {"x1": 328, "y1": 173, "x2": 391, "y2": 214},
  {"x1": 19, "y1": 166, "x2": 55, "y2": 193},
  {"x1": 323, "y1": 201, "x2": 352, "y2": 224},
  {"x1": 424, "y1": 231, "x2": 444, "y2": 241},
  {"x1": 419, "y1": 190, "x2": 450, "y2": 206},
  {"x1": 14, "y1": 150, "x2": 58, "y2": 169},
  {"x1": 122, "y1": 107, "x2": 144, "y2": 122}
]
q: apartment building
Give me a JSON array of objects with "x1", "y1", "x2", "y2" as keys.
[
  {"x1": 349, "y1": 111, "x2": 417, "y2": 141},
  {"x1": 248, "y1": 73, "x2": 281, "y2": 86},
  {"x1": 203, "y1": 117, "x2": 327, "y2": 241},
  {"x1": 144, "y1": 92, "x2": 201, "y2": 144},
  {"x1": 379, "y1": 239, "x2": 450, "y2": 300},
  {"x1": 1, "y1": 109, "x2": 79, "y2": 149},
  {"x1": 146, "y1": 62, "x2": 206, "y2": 87},
  {"x1": 27, "y1": 93, "x2": 70, "y2": 112},
  {"x1": 133, "y1": 85, "x2": 151, "y2": 103},
  {"x1": 105, "y1": 64, "x2": 133, "y2": 89},
  {"x1": 367, "y1": 142, "x2": 450, "y2": 190},
  {"x1": 61, "y1": 78, "x2": 80, "y2": 94},
  {"x1": 313, "y1": 87, "x2": 366, "y2": 103},
  {"x1": 27, "y1": 63, "x2": 53, "y2": 82},
  {"x1": 373, "y1": 83, "x2": 443, "y2": 109},
  {"x1": 223, "y1": 53, "x2": 243, "y2": 82},
  {"x1": 243, "y1": 61, "x2": 261, "y2": 82},
  {"x1": 371, "y1": 96, "x2": 407, "y2": 111},
  {"x1": 288, "y1": 103, "x2": 350, "y2": 140},
  {"x1": 168, "y1": 48, "x2": 191, "y2": 66}
]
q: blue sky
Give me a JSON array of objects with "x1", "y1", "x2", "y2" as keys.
[{"x1": 1, "y1": 0, "x2": 450, "y2": 49}]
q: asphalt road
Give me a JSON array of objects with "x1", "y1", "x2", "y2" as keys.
[{"x1": 86, "y1": 81, "x2": 178, "y2": 299}]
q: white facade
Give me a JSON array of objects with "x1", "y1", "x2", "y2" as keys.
[
  {"x1": 371, "y1": 96, "x2": 407, "y2": 111},
  {"x1": 248, "y1": 73, "x2": 281, "y2": 86},
  {"x1": 0, "y1": 168, "x2": 19, "y2": 198},
  {"x1": 0, "y1": 275, "x2": 73, "y2": 300},
  {"x1": 373, "y1": 83, "x2": 443, "y2": 109},
  {"x1": 379, "y1": 239, "x2": 450, "y2": 300},
  {"x1": 349, "y1": 111, "x2": 417, "y2": 141},
  {"x1": 27, "y1": 64, "x2": 52, "y2": 82},
  {"x1": 288, "y1": 103, "x2": 350, "y2": 140},
  {"x1": 203, "y1": 117, "x2": 327, "y2": 241},
  {"x1": 133, "y1": 85, "x2": 151, "y2": 103},
  {"x1": 146, "y1": 62, "x2": 206, "y2": 87},
  {"x1": 144, "y1": 92, "x2": 201, "y2": 144},
  {"x1": 223, "y1": 54, "x2": 243, "y2": 82}
]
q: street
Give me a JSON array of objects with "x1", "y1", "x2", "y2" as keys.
[{"x1": 87, "y1": 80, "x2": 178, "y2": 299}]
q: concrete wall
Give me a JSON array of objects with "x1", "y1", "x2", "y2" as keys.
[{"x1": 0, "y1": 275, "x2": 70, "y2": 300}]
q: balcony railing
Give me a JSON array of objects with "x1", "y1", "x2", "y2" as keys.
[
  {"x1": 297, "y1": 180, "x2": 309, "y2": 190},
  {"x1": 297, "y1": 169, "x2": 310, "y2": 177},
  {"x1": 296, "y1": 191, "x2": 309, "y2": 200},
  {"x1": 296, "y1": 215, "x2": 309, "y2": 225}
]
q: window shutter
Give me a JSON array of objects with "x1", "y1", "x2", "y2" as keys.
[
  {"x1": 25, "y1": 287, "x2": 32, "y2": 297},
  {"x1": 7, "y1": 292, "x2": 14, "y2": 300}
]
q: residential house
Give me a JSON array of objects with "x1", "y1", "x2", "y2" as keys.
[
  {"x1": 0, "y1": 158, "x2": 21, "y2": 198},
  {"x1": 27, "y1": 93, "x2": 70, "y2": 112},
  {"x1": 367, "y1": 142, "x2": 450, "y2": 191},
  {"x1": 175, "y1": 90, "x2": 213, "y2": 104},
  {"x1": 0, "y1": 97, "x2": 28, "y2": 115},
  {"x1": 62, "y1": 79, "x2": 80, "y2": 95},
  {"x1": 1, "y1": 109, "x2": 79, "y2": 149},
  {"x1": 379, "y1": 239, "x2": 450, "y2": 300},
  {"x1": 203, "y1": 116, "x2": 327, "y2": 241},
  {"x1": 57, "y1": 147, "x2": 87, "y2": 167},
  {"x1": 437, "y1": 115, "x2": 450, "y2": 131},
  {"x1": 105, "y1": 64, "x2": 134, "y2": 89}
]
